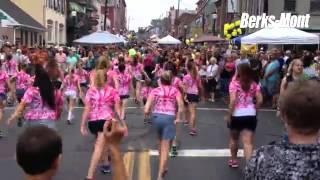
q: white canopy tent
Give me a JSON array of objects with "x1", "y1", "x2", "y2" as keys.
[
  {"x1": 241, "y1": 27, "x2": 320, "y2": 47},
  {"x1": 74, "y1": 31, "x2": 125, "y2": 45},
  {"x1": 158, "y1": 35, "x2": 181, "y2": 45}
]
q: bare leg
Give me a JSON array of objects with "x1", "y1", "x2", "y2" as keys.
[
  {"x1": 229, "y1": 130, "x2": 240, "y2": 160},
  {"x1": 189, "y1": 103, "x2": 196, "y2": 129},
  {"x1": 241, "y1": 130, "x2": 254, "y2": 161},
  {"x1": 120, "y1": 99, "x2": 128, "y2": 120},
  {"x1": 158, "y1": 140, "x2": 170, "y2": 178},
  {"x1": 86, "y1": 132, "x2": 106, "y2": 179},
  {"x1": 67, "y1": 98, "x2": 74, "y2": 122}
]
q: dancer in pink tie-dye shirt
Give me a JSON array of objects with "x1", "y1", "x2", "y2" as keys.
[
  {"x1": 0, "y1": 66, "x2": 10, "y2": 137},
  {"x1": 117, "y1": 62, "x2": 132, "y2": 120},
  {"x1": 145, "y1": 71, "x2": 183, "y2": 180},
  {"x1": 62, "y1": 68, "x2": 83, "y2": 124},
  {"x1": 81, "y1": 69, "x2": 127, "y2": 180},
  {"x1": 183, "y1": 60, "x2": 203, "y2": 136},
  {"x1": 226, "y1": 63, "x2": 262, "y2": 168},
  {"x1": 129, "y1": 55, "x2": 144, "y2": 104},
  {"x1": 7, "y1": 65, "x2": 60, "y2": 130},
  {"x1": 12, "y1": 64, "x2": 31, "y2": 127}
]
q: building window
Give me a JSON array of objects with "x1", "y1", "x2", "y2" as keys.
[
  {"x1": 20, "y1": 30, "x2": 24, "y2": 46},
  {"x1": 39, "y1": 35, "x2": 43, "y2": 46},
  {"x1": 310, "y1": 0, "x2": 320, "y2": 13},
  {"x1": 31, "y1": 32, "x2": 33, "y2": 46},
  {"x1": 59, "y1": 24, "x2": 64, "y2": 44},
  {"x1": 25, "y1": 31, "x2": 28, "y2": 46},
  {"x1": 47, "y1": 20, "x2": 53, "y2": 42},
  {"x1": 284, "y1": 0, "x2": 296, "y2": 11},
  {"x1": 55, "y1": 21, "x2": 58, "y2": 44},
  {"x1": 34, "y1": 32, "x2": 38, "y2": 45}
]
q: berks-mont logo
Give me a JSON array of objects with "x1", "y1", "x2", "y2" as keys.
[{"x1": 240, "y1": 13, "x2": 311, "y2": 29}]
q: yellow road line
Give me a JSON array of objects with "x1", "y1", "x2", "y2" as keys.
[
  {"x1": 123, "y1": 151, "x2": 135, "y2": 180},
  {"x1": 138, "y1": 151, "x2": 151, "y2": 180}
]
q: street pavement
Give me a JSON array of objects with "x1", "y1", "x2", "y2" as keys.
[{"x1": 0, "y1": 100, "x2": 283, "y2": 180}]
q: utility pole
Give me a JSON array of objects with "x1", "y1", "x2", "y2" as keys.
[
  {"x1": 220, "y1": 0, "x2": 226, "y2": 37},
  {"x1": 175, "y1": 0, "x2": 181, "y2": 37},
  {"x1": 104, "y1": 0, "x2": 108, "y2": 31}
]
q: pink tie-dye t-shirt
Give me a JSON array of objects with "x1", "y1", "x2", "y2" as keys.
[
  {"x1": 3, "y1": 60, "x2": 17, "y2": 76},
  {"x1": 141, "y1": 86, "x2": 152, "y2": 99},
  {"x1": 183, "y1": 74, "x2": 200, "y2": 95},
  {"x1": 0, "y1": 71, "x2": 8, "y2": 93},
  {"x1": 85, "y1": 86, "x2": 120, "y2": 121},
  {"x1": 118, "y1": 73, "x2": 132, "y2": 96},
  {"x1": 172, "y1": 77, "x2": 182, "y2": 89},
  {"x1": 229, "y1": 79, "x2": 260, "y2": 117},
  {"x1": 22, "y1": 87, "x2": 56, "y2": 120},
  {"x1": 75, "y1": 69, "x2": 89, "y2": 84},
  {"x1": 157, "y1": 76, "x2": 182, "y2": 89},
  {"x1": 150, "y1": 86, "x2": 181, "y2": 116},
  {"x1": 107, "y1": 69, "x2": 118, "y2": 88},
  {"x1": 131, "y1": 63, "x2": 143, "y2": 79},
  {"x1": 14, "y1": 71, "x2": 31, "y2": 90},
  {"x1": 63, "y1": 74, "x2": 80, "y2": 91}
]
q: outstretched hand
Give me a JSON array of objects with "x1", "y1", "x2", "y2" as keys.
[{"x1": 104, "y1": 120, "x2": 126, "y2": 147}]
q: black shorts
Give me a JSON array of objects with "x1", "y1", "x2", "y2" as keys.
[
  {"x1": 120, "y1": 95, "x2": 130, "y2": 99},
  {"x1": 228, "y1": 116, "x2": 257, "y2": 132},
  {"x1": 88, "y1": 120, "x2": 106, "y2": 136},
  {"x1": 52, "y1": 80, "x2": 62, "y2": 89},
  {"x1": 205, "y1": 78, "x2": 217, "y2": 93},
  {"x1": 80, "y1": 82, "x2": 88, "y2": 88},
  {"x1": 186, "y1": 94, "x2": 200, "y2": 103},
  {"x1": 143, "y1": 98, "x2": 147, "y2": 105}
]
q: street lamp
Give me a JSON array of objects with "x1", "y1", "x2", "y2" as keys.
[
  {"x1": 71, "y1": 11, "x2": 77, "y2": 42},
  {"x1": 212, "y1": 13, "x2": 217, "y2": 35},
  {"x1": 184, "y1": 25, "x2": 188, "y2": 44}
]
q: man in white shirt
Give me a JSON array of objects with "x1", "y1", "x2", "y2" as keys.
[{"x1": 206, "y1": 57, "x2": 219, "y2": 102}]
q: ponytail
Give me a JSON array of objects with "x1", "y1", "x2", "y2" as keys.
[
  {"x1": 95, "y1": 69, "x2": 106, "y2": 89},
  {"x1": 187, "y1": 61, "x2": 198, "y2": 80}
]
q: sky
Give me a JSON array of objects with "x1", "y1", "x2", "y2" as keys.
[{"x1": 126, "y1": 0, "x2": 198, "y2": 31}]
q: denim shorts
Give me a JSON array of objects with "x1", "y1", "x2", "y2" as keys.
[
  {"x1": 151, "y1": 113, "x2": 175, "y2": 140},
  {"x1": 24, "y1": 119, "x2": 57, "y2": 130},
  {"x1": 16, "y1": 89, "x2": 26, "y2": 102}
]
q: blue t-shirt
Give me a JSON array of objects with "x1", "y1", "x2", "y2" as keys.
[{"x1": 265, "y1": 60, "x2": 280, "y2": 81}]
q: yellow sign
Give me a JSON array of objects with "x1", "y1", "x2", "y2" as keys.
[{"x1": 241, "y1": 44, "x2": 257, "y2": 54}]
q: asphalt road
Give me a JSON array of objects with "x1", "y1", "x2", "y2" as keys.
[{"x1": 0, "y1": 101, "x2": 283, "y2": 180}]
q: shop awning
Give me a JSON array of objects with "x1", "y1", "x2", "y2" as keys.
[{"x1": 0, "y1": 0, "x2": 45, "y2": 31}]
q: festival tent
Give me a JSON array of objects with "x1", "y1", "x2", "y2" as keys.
[
  {"x1": 158, "y1": 35, "x2": 181, "y2": 45},
  {"x1": 74, "y1": 31, "x2": 125, "y2": 45},
  {"x1": 241, "y1": 27, "x2": 320, "y2": 45}
]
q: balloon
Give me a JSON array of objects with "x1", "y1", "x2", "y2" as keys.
[
  {"x1": 190, "y1": 38, "x2": 194, "y2": 42},
  {"x1": 226, "y1": 34, "x2": 232, "y2": 39},
  {"x1": 235, "y1": 20, "x2": 241, "y2": 27},
  {"x1": 229, "y1": 23, "x2": 235, "y2": 29},
  {"x1": 129, "y1": 48, "x2": 136, "y2": 57},
  {"x1": 224, "y1": 30, "x2": 228, "y2": 35},
  {"x1": 186, "y1": 39, "x2": 190, "y2": 44},
  {"x1": 237, "y1": 28, "x2": 242, "y2": 34},
  {"x1": 224, "y1": 23, "x2": 230, "y2": 31},
  {"x1": 232, "y1": 30, "x2": 238, "y2": 37}
]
